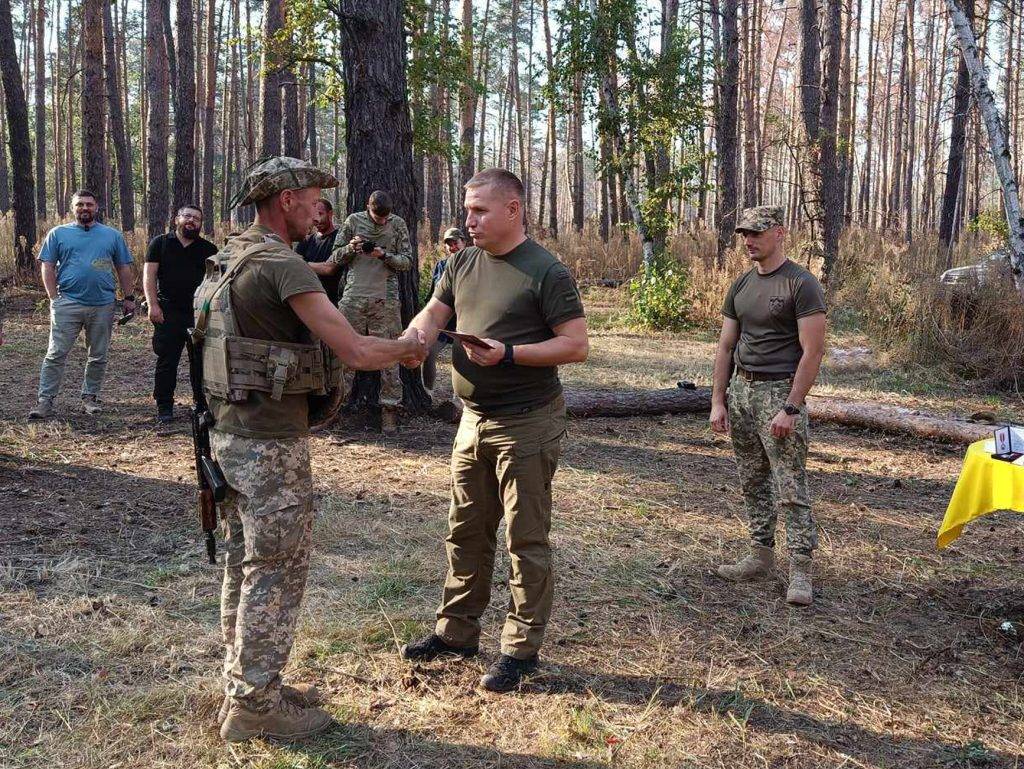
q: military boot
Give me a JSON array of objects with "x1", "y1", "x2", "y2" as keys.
[
  {"x1": 381, "y1": 406, "x2": 398, "y2": 435},
  {"x1": 81, "y1": 395, "x2": 102, "y2": 415},
  {"x1": 219, "y1": 698, "x2": 334, "y2": 742},
  {"x1": 786, "y1": 554, "x2": 814, "y2": 607},
  {"x1": 218, "y1": 683, "x2": 322, "y2": 725},
  {"x1": 716, "y1": 544, "x2": 775, "y2": 582},
  {"x1": 28, "y1": 398, "x2": 54, "y2": 420}
]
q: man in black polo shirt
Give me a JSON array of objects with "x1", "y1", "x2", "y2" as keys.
[
  {"x1": 296, "y1": 198, "x2": 342, "y2": 304},
  {"x1": 143, "y1": 205, "x2": 218, "y2": 423}
]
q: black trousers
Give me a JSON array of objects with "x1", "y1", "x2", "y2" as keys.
[{"x1": 152, "y1": 309, "x2": 192, "y2": 408}]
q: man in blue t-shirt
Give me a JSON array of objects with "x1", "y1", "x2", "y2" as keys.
[{"x1": 29, "y1": 190, "x2": 136, "y2": 419}]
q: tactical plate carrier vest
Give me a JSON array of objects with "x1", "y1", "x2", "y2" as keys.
[{"x1": 190, "y1": 241, "x2": 344, "y2": 427}]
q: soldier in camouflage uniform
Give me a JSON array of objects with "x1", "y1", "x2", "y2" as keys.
[
  {"x1": 201, "y1": 158, "x2": 426, "y2": 742},
  {"x1": 709, "y1": 205, "x2": 827, "y2": 607},
  {"x1": 310, "y1": 190, "x2": 411, "y2": 434}
]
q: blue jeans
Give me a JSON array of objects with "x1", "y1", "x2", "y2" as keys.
[{"x1": 37, "y1": 296, "x2": 116, "y2": 400}]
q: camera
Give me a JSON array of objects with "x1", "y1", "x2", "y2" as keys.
[{"x1": 360, "y1": 240, "x2": 377, "y2": 253}]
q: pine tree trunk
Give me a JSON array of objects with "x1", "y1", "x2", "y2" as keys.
[
  {"x1": 307, "y1": 63, "x2": 317, "y2": 164},
  {"x1": 82, "y1": 0, "x2": 107, "y2": 214},
  {"x1": 33, "y1": 0, "x2": 45, "y2": 218},
  {"x1": 939, "y1": 0, "x2": 973, "y2": 247},
  {"x1": 542, "y1": 0, "x2": 556, "y2": 236},
  {"x1": 715, "y1": 0, "x2": 739, "y2": 267},
  {"x1": 282, "y1": 65, "x2": 301, "y2": 157},
  {"x1": 201, "y1": 0, "x2": 216, "y2": 232},
  {"x1": 259, "y1": 0, "x2": 283, "y2": 156},
  {"x1": 457, "y1": 0, "x2": 476, "y2": 229},
  {"x1": 339, "y1": 0, "x2": 429, "y2": 412},
  {"x1": 0, "y1": 0, "x2": 36, "y2": 270},
  {"x1": 146, "y1": 0, "x2": 170, "y2": 237},
  {"x1": 103, "y1": 0, "x2": 134, "y2": 231},
  {"x1": 172, "y1": 0, "x2": 195, "y2": 209},
  {"x1": 819, "y1": 0, "x2": 843, "y2": 276}
]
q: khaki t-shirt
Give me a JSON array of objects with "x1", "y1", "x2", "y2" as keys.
[
  {"x1": 209, "y1": 224, "x2": 326, "y2": 439},
  {"x1": 434, "y1": 238, "x2": 585, "y2": 416},
  {"x1": 722, "y1": 259, "x2": 826, "y2": 374}
]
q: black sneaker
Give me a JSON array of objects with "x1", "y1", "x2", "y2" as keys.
[
  {"x1": 156, "y1": 406, "x2": 174, "y2": 424},
  {"x1": 479, "y1": 654, "x2": 539, "y2": 693},
  {"x1": 400, "y1": 634, "x2": 478, "y2": 661}
]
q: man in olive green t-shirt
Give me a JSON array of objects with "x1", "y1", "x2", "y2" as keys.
[
  {"x1": 709, "y1": 205, "x2": 827, "y2": 607},
  {"x1": 399, "y1": 168, "x2": 589, "y2": 693},
  {"x1": 201, "y1": 158, "x2": 426, "y2": 743}
]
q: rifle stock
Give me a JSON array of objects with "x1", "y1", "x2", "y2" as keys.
[{"x1": 186, "y1": 335, "x2": 223, "y2": 565}]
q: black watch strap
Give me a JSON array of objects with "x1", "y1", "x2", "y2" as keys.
[
  {"x1": 783, "y1": 403, "x2": 800, "y2": 416},
  {"x1": 501, "y1": 343, "x2": 515, "y2": 367}
]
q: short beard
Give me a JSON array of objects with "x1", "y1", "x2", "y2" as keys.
[
  {"x1": 181, "y1": 224, "x2": 200, "y2": 238},
  {"x1": 77, "y1": 212, "x2": 94, "y2": 224}
]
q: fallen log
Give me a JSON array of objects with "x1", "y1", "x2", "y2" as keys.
[{"x1": 559, "y1": 386, "x2": 993, "y2": 444}]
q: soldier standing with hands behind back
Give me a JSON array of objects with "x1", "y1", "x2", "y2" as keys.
[{"x1": 709, "y1": 205, "x2": 826, "y2": 607}]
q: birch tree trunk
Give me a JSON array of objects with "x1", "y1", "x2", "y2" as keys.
[{"x1": 945, "y1": 0, "x2": 1024, "y2": 292}]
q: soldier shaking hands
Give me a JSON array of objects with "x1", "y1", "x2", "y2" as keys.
[{"x1": 399, "y1": 168, "x2": 589, "y2": 693}]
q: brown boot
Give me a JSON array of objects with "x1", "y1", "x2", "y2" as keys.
[
  {"x1": 716, "y1": 544, "x2": 775, "y2": 582},
  {"x1": 219, "y1": 697, "x2": 334, "y2": 742},
  {"x1": 381, "y1": 406, "x2": 398, "y2": 435},
  {"x1": 218, "y1": 683, "x2": 322, "y2": 725},
  {"x1": 786, "y1": 554, "x2": 814, "y2": 606}
]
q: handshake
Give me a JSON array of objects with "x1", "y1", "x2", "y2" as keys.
[{"x1": 397, "y1": 327, "x2": 429, "y2": 368}]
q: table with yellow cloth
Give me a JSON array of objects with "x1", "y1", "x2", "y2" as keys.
[{"x1": 937, "y1": 439, "x2": 1024, "y2": 549}]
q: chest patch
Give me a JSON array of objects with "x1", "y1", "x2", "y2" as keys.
[{"x1": 768, "y1": 295, "x2": 786, "y2": 315}]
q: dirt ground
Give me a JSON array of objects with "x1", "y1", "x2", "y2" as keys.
[{"x1": 1, "y1": 287, "x2": 1022, "y2": 769}]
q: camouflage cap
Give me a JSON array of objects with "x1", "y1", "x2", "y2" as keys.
[
  {"x1": 229, "y1": 156, "x2": 339, "y2": 209},
  {"x1": 735, "y1": 205, "x2": 785, "y2": 233},
  {"x1": 442, "y1": 226, "x2": 467, "y2": 242}
]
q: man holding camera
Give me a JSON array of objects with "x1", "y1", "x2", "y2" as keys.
[{"x1": 311, "y1": 190, "x2": 411, "y2": 434}]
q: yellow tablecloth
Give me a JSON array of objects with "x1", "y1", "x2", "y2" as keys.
[{"x1": 937, "y1": 439, "x2": 1024, "y2": 548}]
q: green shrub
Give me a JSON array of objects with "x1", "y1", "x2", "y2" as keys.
[{"x1": 627, "y1": 255, "x2": 691, "y2": 330}]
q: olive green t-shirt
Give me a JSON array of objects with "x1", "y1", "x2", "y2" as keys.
[
  {"x1": 722, "y1": 259, "x2": 826, "y2": 374},
  {"x1": 434, "y1": 238, "x2": 585, "y2": 416},
  {"x1": 209, "y1": 224, "x2": 326, "y2": 439}
]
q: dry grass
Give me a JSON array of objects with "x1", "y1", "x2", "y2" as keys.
[{"x1": 2, "y1": 279, "x2": 1024, "y2": 769}]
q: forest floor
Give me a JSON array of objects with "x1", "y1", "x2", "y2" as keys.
[{"x1": 1, "y1": 285, "x2": 1022, "y2": 769}]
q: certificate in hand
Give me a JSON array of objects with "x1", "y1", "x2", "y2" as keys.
[{"x1": 446, "y1": 330, "x2": 493, "y2": 350}]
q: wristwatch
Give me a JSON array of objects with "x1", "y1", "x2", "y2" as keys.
[
  {"x1": 500, "y1": 343, "x2": 515, "y2": 367},
  {"x1": 782, "y1": 403, "x2": 801, "y2": 416}
]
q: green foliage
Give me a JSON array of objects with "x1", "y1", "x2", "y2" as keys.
[
  {"x1": 553, "y1": 0, "x2": 709, "y2": 252},
  {"x1": 627, "y1": 255, "x2": 691, "y2": 330},
  {"x1": 966, "y1": 210, "x2": 1009, "y2": 240}
]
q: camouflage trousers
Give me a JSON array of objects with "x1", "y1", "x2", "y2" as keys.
[
  {"x1": 339, "y1": 296, "x2": 403, "y2": 408},
  {"x1": 728, "y1": 375, "x2": 817, "y2": 555},
  {"x1": 210, "y1": 430, "x2": 314, "y2": 710}
]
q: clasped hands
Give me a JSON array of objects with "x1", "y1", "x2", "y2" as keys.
[{"x1": 397, "y1": 328, "x2": 429, "y2": 368}]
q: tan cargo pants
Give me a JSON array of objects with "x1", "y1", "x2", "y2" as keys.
[
  {"x1": 435, "y1": 395, "x2": 566, "y2": 659},
  {"x1": 339, "y1": 296, "x2": 403, "y2": 408}
]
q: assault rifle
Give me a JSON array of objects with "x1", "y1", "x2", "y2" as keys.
[{"x1": 185, "y1": 333, "x2": 228, "y2": 564}]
